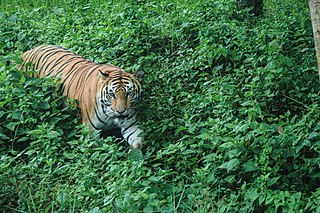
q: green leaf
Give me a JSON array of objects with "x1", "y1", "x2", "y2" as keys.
[
  {"x1": 88, "y1": 207, "x2": 101, "y2": 213},
  {"x1": 259, "y1": 194, "x2": 265, "y2": 205},
  {"x1": 267, "y1": 176, "x2": 281, "y2": 186},
  {"x1": 7, "y1": 15, "x2": 17, "y2": 22},
  {"x1": 14, "y1": 57, "x2": 23, "y2": 65},
  {"x1": 243, "y1": 160, "x2": 257, "y2": 172},
  {"x1": 41, "y1": 102, "x2": 51, "y2": 109},
  {"x1": 175, "y1": 126, "x2": 187, "y2": 134},
  {"x1": 128, "y1": 149, "x2": 144, "y2": 161},
  {"x1": 295, "y1": 140, "x2": 311, "y2": 153},
  {"x1": 219, "y1": 142, "x2": 235, "y2": 149},
  {"x1": 28, "y1": 129, "x2": 43, "y2": 135},
  {"x1": 0, "y1": 97, "x2": 12, "y2": 108},
  {"x1": 245, "y1": 189, "x2": 259, "y2": 202},
  {"x1": 46, "y1": 131, "x2": 61, "y2": 139},
  {"x1": 0, "y1": 132, "x2": 10, "y2": 140},
  {"x1": 181, "y1": 149, "x2": 196, "y2": 155},
  {"x1": 308, "y1": 132, "x2": 318, "y2": 140},
  {"x1": 265, "y1": 73, "x2": 274, "y2": 80},
  {"x1": 244, "y1": 91, "x2": 254, "y2": 97},
  {"x1": 17, "y1": 137, "x2": 29, "y2": 142},
  {"x1": 218, "y1": 158, "x2": 240, "y2": 172},
  {"x1": 5, "y1": 122, "x2": 16, "y2": 131},
  {"x1": 12, "y1": 110, "x2": 22, "y2": 120},
  {"x1": 57, "y1": 192, "x2": 67, "y2": 205}
]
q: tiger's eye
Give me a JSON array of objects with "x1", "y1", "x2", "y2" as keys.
[{"x1": 109, "y1": 92, "x2": 115, "y2": 97}]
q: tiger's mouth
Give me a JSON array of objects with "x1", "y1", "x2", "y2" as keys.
[
  {"x1": 111, "y1": 108, "x2": 131, "y2": 119},
  {"x1": 115, "y1": 114, "x2": 129, "y2": 119}
]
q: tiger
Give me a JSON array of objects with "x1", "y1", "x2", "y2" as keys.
[{"x1": 21, "y1": 45, "x2": 144, "y2": 150}]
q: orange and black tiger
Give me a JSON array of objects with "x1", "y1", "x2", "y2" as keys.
[{"x1": 21, "y1": 45, "x2": 144, "y2": 150}]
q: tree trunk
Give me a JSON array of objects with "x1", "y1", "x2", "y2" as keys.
[
  {"x1": 309, "y1": 0, "x2": 320, "y2": 77},
  {"x1": 238, "y1": 0, "x2": 263, "y2": 16}
]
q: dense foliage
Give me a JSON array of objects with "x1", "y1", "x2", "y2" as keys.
[{"x1": 1, "y1": 0, "x2": 319, "y2": 212}]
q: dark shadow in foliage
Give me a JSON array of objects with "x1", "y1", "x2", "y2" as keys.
[
  {"x1": 237, "y1": 0, "x2": 264, "y2": 16},
  {"x1": 100, "y1": 128, "x2": 122, "y2": 139}
]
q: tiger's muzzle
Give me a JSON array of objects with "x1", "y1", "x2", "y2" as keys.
[{"x1": 112, "y1": 90, "x2": 130, "y2": 116}]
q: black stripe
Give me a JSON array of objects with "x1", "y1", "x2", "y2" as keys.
[
  {"x1": 28, "y1": 46, "x2": 48, "y2": 65},
  {"x1": 53, "y1": 57, "x2": 80, "y2": 76},
  {"x1": 31, "y1": 46, "x2": 62, "y2": 68},
  {"x1": 122, "y1": 120, "x2": 137, "y2": 134},
  {"x1": 73, "y1": 71, "x2": 87, "y2": 98},
  {"x1": 64, "y1": 62, "x2": 93, "y2": 96},
  {"x1": 77, "y1": 65, "x2": 102, "y2": 99},
  {"x1": 25, "y1": 47, "x2": 46, "y2": 74},
  {"x1": 54, "y1": 56, "x2": 83, "y2": 76},
  {"x1": 36, "y1": 51, "x2": 58, "y2": 74},
  {"x1": 40, "y1": 52, "x2": 67, "y2": 75},
  {"x1": 35, "y1": 46, "x2": 65, "y2": 71},
  {"x1": 60, "y1": 60, "x2": 88, "y2": 86},
  {"x1": 126, "y1": 129, "x2": 137, "y2": 143},
  {"x1": 52, "y1": 55, "x2": 84, "y2": 75},
  {"x1": 94, "y1": 107, "x2": 107, "y2": 125},
  {"x1": 49, "y1": 57, "x2": 74, "y2": 76},
  {"x1": 47, "y1": 55, "x2": 84, "y2": 76},
  {"x1": 86, "y1": 109, "x2": 101, "y2": 130},
  {"x1": 101, "y1": 104, "x2": 108, "y2": 114},
  {"x1": 125, "y1": 113, "x2": 135, "y2": 121},
  {"x1": 54, "y1": 53, "x2": 76, "y2": 64}
]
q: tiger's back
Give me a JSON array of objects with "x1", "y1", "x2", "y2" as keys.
[
  {"x1": 21, "y1": 45, "x2": 144, "y2": 150},
  {"x1": 22, "y1": 45, "x2": 119, "y2": 100}
]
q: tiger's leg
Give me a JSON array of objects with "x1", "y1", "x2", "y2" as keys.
[
  {"x1": 120, "y1": 117, "x2": 143, "y2": 150},
  {"x1": 81, "y1": 109, "x2": 103, "y2": 139}
]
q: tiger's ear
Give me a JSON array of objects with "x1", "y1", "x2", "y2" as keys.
[
  {"x1": 134, "y1": 70, "x2": 144, "y2": 81},
  {"x1": 98, "y1": 70, "x2": 109, "y2": 80}
]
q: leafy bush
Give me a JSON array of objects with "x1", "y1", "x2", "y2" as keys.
[{"x1": 1, "y1": 0, "x2": 319, "y2": 212}]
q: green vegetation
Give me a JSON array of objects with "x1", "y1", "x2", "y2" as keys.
[{"x1": 1, "y1": 0, "x2": 319, "y2": 212}]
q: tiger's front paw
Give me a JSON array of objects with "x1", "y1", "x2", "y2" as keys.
[{"x1": 130, "y1": 140, "x2": 143, "y2": 151}]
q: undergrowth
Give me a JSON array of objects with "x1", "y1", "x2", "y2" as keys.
[{"x1": 0, "y1": 0, "x2": 319, "y2": 212}]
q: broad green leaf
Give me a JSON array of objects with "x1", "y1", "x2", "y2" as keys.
[
  {"x1": 0, "y1": 132, "x2": 9, "y2": 140},
  {"x1": 243, "y1": 160, "x2": 257, "y2": 172},
  {"x1": 308, "y1": 132, "x2": 318, "y2": 140},
  {"x1": 46, "y1": 131, "x2": 61, "y2": 139},
  {"x1": 245, "y1": 189, "x2": 259, "y2": 201},
  {"x1": 218, "y1": 158, "x2": 240, "y2": 172},
  {"x1": 0, "y1": 97, "x2": 12, "y2": 108},
  {"x1": 267, "y1": 176, "x2": 281, "y2": 186}
]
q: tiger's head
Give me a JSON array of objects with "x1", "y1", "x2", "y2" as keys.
[{"x1": 98, "y1": 69, "x2": 143, "y2": 118}]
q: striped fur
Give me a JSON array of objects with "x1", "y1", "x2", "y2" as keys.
[{"x1": 21, "y1": 45, "x2": 143, "y2": 150}]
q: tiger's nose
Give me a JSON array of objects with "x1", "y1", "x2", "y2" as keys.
[
  {"x1": 115, "y1": 105, "x2": 126, "y2": 114},
  {"x1": 114, "y1": 91, "x2": 127, "y2": 114},
  {"x1": 116, "y1": 108, "x2": 126, "y2": 114}
]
